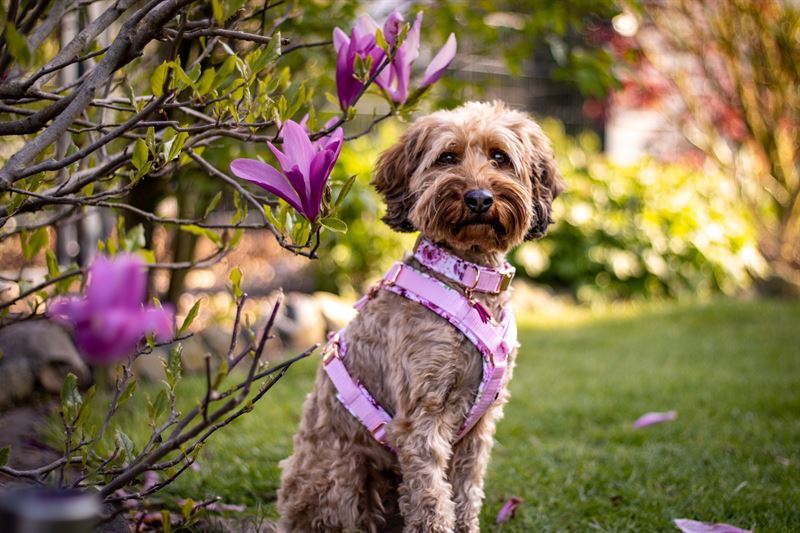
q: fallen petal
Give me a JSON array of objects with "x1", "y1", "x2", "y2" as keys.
[
  {"x1": 633, "y1": 410, "x2": 677, "y2": 428},
  {"x1": 674, "y1": 518, "x2": 752, "y2": 533},
  {"x1": 496, "y1": 497, "x2": 522, "y2": 524},
  {"x1": 421, "y1": 33, "x2": 457, "y2": 87}
]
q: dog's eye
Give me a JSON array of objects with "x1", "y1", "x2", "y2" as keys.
[
  {"x1": 436, "y1": 152, "x2": 458, "y2": 165},
  {"x1": 491, "y1": 149, "x2": 510, "y2": 166}
]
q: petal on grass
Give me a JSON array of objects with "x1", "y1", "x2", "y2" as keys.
[
  {"x1": 633, "y1": 410, "x2": 678, "y2": 428},
  {"x1": 674, "y1": 519, "x2": 752, "y2": 533},
  {"x1": 421, "y1": 33, "x2": 457, "y2": 87},
  {"x1": 496, "y1": 497, "x2": 522, "y2": 524},
  {"x1": 230, "y1": 158, "x2": 305, "y2": 214}
]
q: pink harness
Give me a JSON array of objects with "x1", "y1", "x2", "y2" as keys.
[{"x1": 322, "y1": 239, "x2": 518, "y2": 448}]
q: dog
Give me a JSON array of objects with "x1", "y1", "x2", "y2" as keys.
[{"x1": 277, "y1": 101, "x2": 563, "y2": 532}]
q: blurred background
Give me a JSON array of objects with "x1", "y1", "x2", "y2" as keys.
[{"x1": 0, "y1": 1, "x2": 798, "y2": 530}]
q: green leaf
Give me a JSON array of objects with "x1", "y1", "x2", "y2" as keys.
[
  {"x1": 203, "y1": 191, "x2": 223, "y2": 219},
  {"x1": 170, "y1": 61, "x2": 194, "y2": 91},
  {"x1": 212, "y1": 359, "x2": 229, "y2": 388},
  {"x1": 230, "y1": 267, "x2": 243, "y2": 299},
  {"x1": 292, "y1": 218, "x2": 310, "y2": 244},
  {"x1": 146, "y1": 126, "x2": 157, "y2": 152},
  {"x1": 4, "y1": 23, "x2": 31, "y2": 65},
  {"x1": 211, "y1": 0, "x2": 224, "y2": 24},
  {"x1": 151, "y1": 389, "x2": 167, "y2": 421},
  {"x1": 228, "y1": 228, "x2": 244, "y2": 249},
  {"x1": 74, "y1": 385, "x2": 96, "y2": 429},
  {"x1": 264, "y1": 31, "x2": 282, "y2": 64},
  {"x1": 132, "y1": 139, "x2": 149, "y2": 171},
  {"x1": 45, "y1": 249, "x2": 59, "y2": 279},
  {"x1": 161, "y1": 510, "x2": 172, "y2": 533},
  {"x1": 0, "y1": 445, "x2": 9, "y2": 467},
  {"x1": 179, "y1": 224, "x2": 223, "y2": 247},
  {"x1": 264, "y1": 205, "x2": 281, "y2": 231},
  {"x1": 181, "y1": 498, "x2": 195, "y2": 521},
  {"x1": 117, "y1": 379, "x2": 137, "y2": 408},
  {"x1": 116, "y1": 429, "x2": 135, "y2": 462},
  {"x1": 21, "y1": 227, "x2": 49, "y2": 261},
  {"x1": 375, "y1": 28, "x2": 388, "y2": 52},
  {"x1": 197, "y1": 67, "x2": 215, "y2": 96},
  {"x1": 165, "y1": 344, "x2": 183, "y2": 388},
  {"x1": 167, "y1": 131, "x2": 189, "y2": 162},
  {"x1": 334, "y1": 175, "x2": 357, "y2": 208},
  {"x1": 319, "y1": 216, "x2": 347, "y2": 233},
  {"x1": 151, "y1": 61, "x2": 169, "y2": 97},
  {"x1": 123, "y1": 224, "x2": 146, "y2": 252},
  {"x1": 61, "y1": 372, "x2": 82, "y2": 420},
  {"x1": 179, "y1": 299, "x2": 201, "y2": 335}
]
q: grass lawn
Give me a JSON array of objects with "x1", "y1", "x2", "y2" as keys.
[{"x1": 115, "y1": 298, "x2": 800, "y2": 531}]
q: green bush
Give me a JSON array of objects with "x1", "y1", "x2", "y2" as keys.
[
  {"x1": 512, "y1": 120, "x2": 766, "y2": 301},
  {"x1": 317, "y1": 119, "x2": 766, "y2": 301}
]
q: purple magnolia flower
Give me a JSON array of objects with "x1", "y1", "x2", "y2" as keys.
[
  {"x1": 633, "y1": 410, "x2": 678, "y2": 428},
  {"x1": 230, "y1": 119, "x2": 343, "y2": 221},
  {"x1": 421, "y1": 33, "x2": 458, "y2": 88},
  {"x1": 48, "y1": 254, "x2": 174, "y2": 365},
  {"x1": 333, "y1": 19, "x2": 384, "y2": 110},
  {"x1": 333, "y1": 10, "x2": 457, "y2": 107},
  {"x1": 674, "y1": 519, "x2": 752, "y2": 533}
]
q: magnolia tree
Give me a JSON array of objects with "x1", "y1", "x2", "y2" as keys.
[{"x1": 0, "y1": 0, "x2": 454, "y2": 525}]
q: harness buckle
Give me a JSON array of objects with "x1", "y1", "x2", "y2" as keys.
[
  {"x1": 498, "y1": 271, "x2": 514, "y2": 291},
  {"x1": 386, "y1": 263, "x2": 403, "y2": 286},
  {"x1": 370, "y1": 421, "x2": 387, "y2": 443},
  {"x1": 322, "y1": 340, "x2": 339, "y2": 366},
  {"x1": 467, "y1": 266, "x2": 482, "y2": 290}
]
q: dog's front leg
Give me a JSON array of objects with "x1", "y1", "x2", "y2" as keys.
[
  {"x1": 448, "y1": 416, "x2": 496, "y2": 533},
  {"x1": 391, "y1": 404, "x2": 460, "y2": 533}
]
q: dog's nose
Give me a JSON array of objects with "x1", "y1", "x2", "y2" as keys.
[{"x1": 464, "y1": 189, "x2": 493, "y2": 214}]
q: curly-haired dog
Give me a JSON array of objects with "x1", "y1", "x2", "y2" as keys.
[{"x1": 277, "y1": 101, "x2": 563, "y2": 532}]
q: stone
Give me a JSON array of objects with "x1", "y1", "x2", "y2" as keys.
[
  {"x1": 0, "y1": 321, "x2": 91, "y2": 408},
  {"x1": 313, "y1": 291, "x2": 357, "y2": 331}
]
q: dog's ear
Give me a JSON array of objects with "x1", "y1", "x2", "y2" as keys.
[
  {"x1": 519, "y1": 120, "x2": 564, "y2": 240},
  {"x1": 372, "y1": 122, "x2": 431, "y2": 232}
]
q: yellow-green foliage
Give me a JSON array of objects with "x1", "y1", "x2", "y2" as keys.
[{"x1": 514, "y1": 120, "x2": 766, "y2": 301}]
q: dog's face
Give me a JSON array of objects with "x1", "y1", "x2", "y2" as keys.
[{"x1": 372, "y1": 101, "x2": 564, "y2": 253}]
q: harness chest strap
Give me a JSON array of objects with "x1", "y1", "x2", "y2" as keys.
[{"x1": 323, "y1": 262, "x2": 518, "y2": 448}]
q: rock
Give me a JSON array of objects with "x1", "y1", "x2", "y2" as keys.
[
  {"x1": 313, "y1": 291, "x2": 357, "y2": 331},
  {"x1": 271, "y1": 292, "x2": 327, "y2": 353},
  {"x1": 0, "y1": 320, "x2": 91, "y2": 408},
  {"x1": 131, "y1": 350, "x2": 166, "y2": 382}
]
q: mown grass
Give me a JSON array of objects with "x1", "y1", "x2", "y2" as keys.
[{"x1": 114, "y1": 298, "x2": 800, "y2": 531}]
